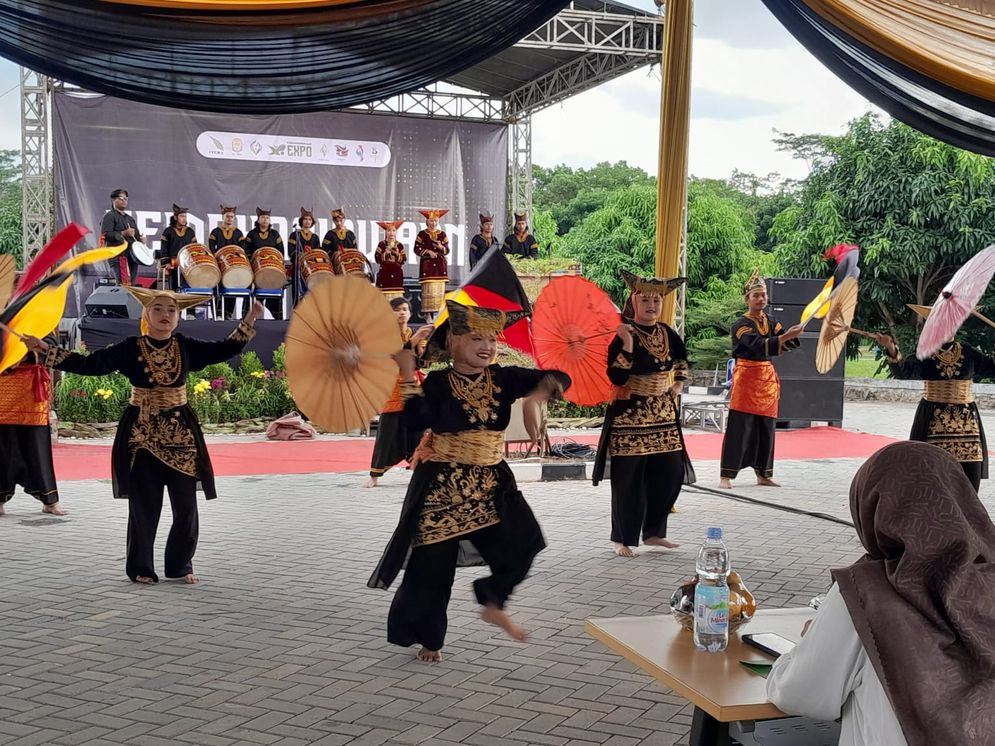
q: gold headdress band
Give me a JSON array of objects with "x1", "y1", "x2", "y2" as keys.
[
  {"x1": 376, "y1": 220, "x2": 405, "y2": 231},
  {"x1": 419, "y1": 209, "x2": 449, "y2": 221},
  {"x1": 620, "y1": 269, "x2": 685, "y2": 298},
  {"x1": 446, "y1": 300, "x2": 527, "y2": 336},
  {"x1": 331, "y1": 208, "x2": 346, "y2": 219},
  {"x1": 744, "y1": 270, "x2": 766, "y2": 295},
  {"x1": 125, "y1": 286, "x2": 212, "y2": 312}
]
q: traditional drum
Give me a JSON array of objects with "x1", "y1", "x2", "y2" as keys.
[
  {"x1": 419, "y1": 279, "x2": 447, "y2": 314},
  {"x1": 252, "y1": 246, "x2": 287, "y2": 289},
  {"x1": 178, "y1": 243, "x2": 220, "y2": 288},
  {"x1": 301, "y1": 248, "x2": 334, "y2": 288},
  {"x1": 333, "y1": 248, "x2": 372, "y2": 279},
  {"x1": 216, "y1": 244, "x2": 253, "y2": 289}
]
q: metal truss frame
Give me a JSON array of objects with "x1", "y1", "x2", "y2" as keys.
[
  {"x1": 20, "y1": 68, "x2": 52, "y2": 264},
  {"x1": 509, "y1": 118, "x2": 532, "y2": 222}
]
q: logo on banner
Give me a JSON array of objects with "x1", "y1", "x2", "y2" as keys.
[{"x1": 196, "y1": 131, "x2": 391, "y2": 168}]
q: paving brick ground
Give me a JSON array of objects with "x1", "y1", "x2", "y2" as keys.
[{"x1": 1, "y1": 401, "x2": 991, "y2": 746}]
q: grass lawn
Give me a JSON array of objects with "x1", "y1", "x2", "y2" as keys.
[{"x1": 845, "y1": 353, "x2": 889, "y2": 379}]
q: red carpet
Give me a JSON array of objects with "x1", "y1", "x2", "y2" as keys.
[{"x1": 51, "y1": 426, "x2": 898, "y2": 481}]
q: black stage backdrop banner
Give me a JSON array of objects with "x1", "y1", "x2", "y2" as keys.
[{"x1": 54, "y1": 91, "x2": 508, "y2": 314}]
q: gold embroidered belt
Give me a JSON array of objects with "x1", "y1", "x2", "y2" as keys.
[
  {"x1": 923, "y1": 380, "x2": 974, "y2": 405},
  {"x1": 429, "y1": 430, "x2": 504, "y2": 466},
  {"x1": 627, "y1": 372, "x2": 671, "y2": 397},
  {"x1": 130, "y1": 386, "x2": 188, "y2": 421}
]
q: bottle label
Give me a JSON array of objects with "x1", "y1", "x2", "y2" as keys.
[{"x1": 695, "y1": 585, "x2": 729, "y2": 635}]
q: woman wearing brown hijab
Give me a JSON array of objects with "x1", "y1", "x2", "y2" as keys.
[{"x1": 768, "y1": 440, "x2": 995, "y2": 746}]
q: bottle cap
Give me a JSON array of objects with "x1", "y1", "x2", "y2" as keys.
[{"x1": 706, "y1": 527, "x2": 722, "y2": 540}]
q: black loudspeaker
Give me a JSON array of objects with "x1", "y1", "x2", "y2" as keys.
[
  {"x1": 767, "y1": 277, "x2": 826, "y2": 306},
  {"x1": 403, "y1": 278, "x2": 423, "y2": 320},
  {"x1": 85, "y1": 286, "x2": 144, "y2": 319},
  {"x1": 764, "y1": 280, "x2": 845, "y2": 427}
]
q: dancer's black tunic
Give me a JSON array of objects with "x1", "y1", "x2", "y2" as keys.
[
  {"x1": 0, "y1": 359, "x2": 59, "y2": 507},
  {"x1": 369, "y1": 328, "x2": 424, "y2": 479},
  {"x1": 592, "y1": 322, "x2": 694, "y2": 546},
  {"x1": 368, "y1": 365, "x2": 568, "y2": 651},
  {"x1": 719, "y1": 312, "x2": 799, "y2": 480},
  {"x1": 43, "y1": 320, "x2": 255, "y2": 580},
  {"x1": 888, "y1": 341, "x2": 993, "y2": 490}
]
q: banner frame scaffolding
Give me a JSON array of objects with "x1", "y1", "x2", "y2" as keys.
[{"x1": 20, "y1": 0, "x2": 666, "y2": 264}]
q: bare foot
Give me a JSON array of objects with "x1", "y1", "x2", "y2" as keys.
[
  {"x1": 613, "y1": 542, "x2": 635, "y2": 557},
  {"x1": 416, "y1": 647, "x2": 442, "y2": 662},
  {"x1": 670, "y1": 505, "x2": 679, "y2": 513},
  {"x1": 718, "y1": 478, "x2": 733, "y2": 489},
  {"x1": 644, "y1": 536, "x2": 681, "y2": 549},
  {"x1": 134, "y1": 576, "x2": 155, "y2": 585},
  {"x1": 480, "y1": 604, "x2": 528, "y2": 642},
  {"x1": 183, "y1": 574, "x2": 200, "y2": 584},
  {"x1": 757, "y1": 477, "x2": 781, "y2": 487},
  {"x1": 42, "y1": 502, "x2": 67, "y2": 516},
  {"x1": 363, "y1": 477, "x2": 378, "y2": 488}
]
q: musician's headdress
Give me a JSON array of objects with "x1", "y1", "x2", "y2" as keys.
[
  {"x1": 299, "y1": 207, "x2": 315, "y2": 225},
  {"x1": 376, "y1": 220, "x2": 405, "y2": 231},
  {"x1": 172, "y1": 203, "x2": 188, "y2": 215},
  {"x1": 331, "y1": 208, "x2": 346, "y2": 220},
  {"x1": 743, "y1": 270, "x2": 767, "y2": 295},
  {"x1": 255, "y1": 207, "x2": 271, "y2": 217},
  {"x1": 418, "y1": 209, "x2": 449, "y2": 221},
  {"x1": 220, "y1": 204, "x2": 237, "y2": 214}
]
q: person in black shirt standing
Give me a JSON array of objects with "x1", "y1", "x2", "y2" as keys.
[
  {"x1": 469, "y1": 212, "x2": 501, "y2": 270},
  {"x1": 100, "y1": 188, "x2": 145, "y2": 285},
  {"x1": 502, "y1": 211, "x2": 539, "y2": 260},
  {"x1": 243, "y1": 207, "x2": 286, "y2": 320},
  {"x1": 158, "y1": 204, "x2": 197, "y2": 291},
  {"x1": 209, "y1": 205, "x2": 246, "y2": 320},
  {"x1": 289, "y1": 207, "x2": 322, "y2": 304},
  {"x1": 323, "y1": 207, "x2": 358, "y2": 256}
]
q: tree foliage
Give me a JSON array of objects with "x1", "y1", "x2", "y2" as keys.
[
  {"x1": 772, "y1": 114, "x2": 995, "y2": 354},
  {"x1": 0, "y1": 150, "x2": 22, "y2": 265},
  {"x1": 534, "y1": 161, "x2": 655, "y2": 235}
]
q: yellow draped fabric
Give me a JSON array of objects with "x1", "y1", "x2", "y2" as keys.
[
  {"x1": 804, "y1": 0, "x2": 995, "y2": 102},
  {"x1": 655, "y1": 0, "x2": 693, "y2": 327}
]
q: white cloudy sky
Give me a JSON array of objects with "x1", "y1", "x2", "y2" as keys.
[{"x1": 0, "y1": 0, "x2": 875, "y2": 182}]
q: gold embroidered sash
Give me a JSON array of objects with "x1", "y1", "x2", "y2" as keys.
[
  {"x1": 130, "y1": 386, "x2": 188, "y2": 421},
  {"x1": 923, "y1": 380, "x2": 974, "y2": 405},
  {"x1": 627, "y1": 372, "x2": 671, "y2": 397},
  {"x1": 429, "y1": 430, "x2": 504, "y2": 466}
]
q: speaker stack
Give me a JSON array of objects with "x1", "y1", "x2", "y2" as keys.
[
  {"x1": 766, "y1": 278, "x2": 844, "y2": 428},
  {"x1": 84, "y1": 286, "x2": 144, "y2": 319}
]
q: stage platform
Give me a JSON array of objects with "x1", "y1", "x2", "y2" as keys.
[{"x1": 80, "y1": 318, "x2": 289, "y2": 368}]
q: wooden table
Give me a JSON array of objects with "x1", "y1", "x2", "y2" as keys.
[{"x1": 586, "y1": 608, "x2": 815, "y2": 746}]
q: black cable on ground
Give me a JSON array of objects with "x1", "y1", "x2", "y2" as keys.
[{"x1": 685, "y1": 483, "x2": 855, "y2": 528}]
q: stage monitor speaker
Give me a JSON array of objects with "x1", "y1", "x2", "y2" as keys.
[
  {"x1": 766, "y1": 277, "x2": 826, "y2": 306},
  {"x1": 85, "y1": 286, "x2": 143, "y2": 319},
  {"x1": 402, "y1": 278, "x2": 423, "y2": 321}
]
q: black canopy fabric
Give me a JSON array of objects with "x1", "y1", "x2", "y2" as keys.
[
  {"x1": 0, "y1": 0, "x2": 567, "y2": 114},
  {"x1": 761, "y1": 0, "x2": 995, "y2": 157}
]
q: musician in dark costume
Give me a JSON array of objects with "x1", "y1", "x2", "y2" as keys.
[
  {"x1": 25, "y1": 289, "x2": 263, "y2": 584},
  {"x1": 469, "y1": 213, "x2": 501, "y2": 269},
  {"x1": 322, "y1": 208, "x2": 358, "y2": 255},
  {"x1": 374, "y1": 220, "x2": 407, "y2": 300},
  {"x1": 158, "y1": 203, "x2": 198, "y2": 292},
  {"x1": 243, "y1": 207, "x2": 285, "y2": 320},
  {"x1": 100, "y1": 188, "x2": 145, "y2": 285},
  {"x1": 0, "y1": 355, "x2": 65, "y2": 517},
  {"x1": 368, "y1": 300, "x2": 570, "y2": 662},
  {"x1": 501, "y1": 211, "x2": 539, "y2": 260},
  {"x1": 364, "y1": 298, "x2": 431, "y2": 488},
  {"x1": 719, "y1": 271, "x2": 803, "y2": 489},
  {"x1": 873, "y1": 305, "x2": 994, "y2": 491},
  {"x1": 414, "y1": 209, "x2": 450, "y2": 321},
  {"x1": 592, "y1": 271, "x2": 694, "y2": 557},
  {"x1": 289, "y1": 207, "x2": 322, "y2": 305},
  {"x1": 209, "y1": 205, "x2": 247, "y2": 319}
]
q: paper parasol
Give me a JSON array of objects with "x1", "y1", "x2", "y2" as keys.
[
  {"x1": 0, "y1": 255, "x2": 14, "y2": 310},
  {"x1": 917, "y1": 244, "x2": 995, "y2": 359},
  {"x1": 284, "y1": 275, "x2": 400, "y2": 433},
  {"x1": 533, "y1": 275, "x2": 620, "y2": 406},
  {"x1": 816, "y1": 276, "x2": 859, "y2": 374}
]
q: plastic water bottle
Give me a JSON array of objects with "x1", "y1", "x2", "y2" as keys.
[{"x1": 693, "y1": 527, "x2": 730, "y2": 652}]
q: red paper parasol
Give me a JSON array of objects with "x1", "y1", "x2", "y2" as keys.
[
  {"x1": 533, "y1": 275, "x2": 620, "y2": 406},
  {"x1": 917, "y1": 244, "x2": 995, "y2": 359}
]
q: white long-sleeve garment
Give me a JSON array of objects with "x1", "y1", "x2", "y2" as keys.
[{"x1": 766, "y1": 584, "x2": 907, "y2": 746}]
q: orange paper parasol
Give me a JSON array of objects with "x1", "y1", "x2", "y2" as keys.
[
  {"x1": 285, "y1": 275, "x2": 401, "y2": 433},
  {"x1": 816, "y1": 275, "x2": 859, "y2": 374},
  {"x1": 533, "y1": 275, "x2": 620, "y2": 406}
]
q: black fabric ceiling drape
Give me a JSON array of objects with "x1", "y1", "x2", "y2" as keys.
[
  {"x1": 0, "y1": 0, "x2": 568, "y2": 113},
  {"x1": 761, "y1": 0, "x2": 995, "y2": 158}
]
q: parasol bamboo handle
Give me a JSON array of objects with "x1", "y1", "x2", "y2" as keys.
[
  {"x1": 971, "y1": 309, "x2": 995, "y2": 330},
  {"x1": 0, "y1": 320, "x2": 27, "y2": 341},
  {"x1": 847, "y1": 327, "x2": 877, "y2": 340}
]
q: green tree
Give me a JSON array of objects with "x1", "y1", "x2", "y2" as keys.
[
  {"x1": 0, "y1": 150, "x2": 22, "y2": 264},
  {"x1": 533, "y1": 161, "x2": 655, "y2": 234},
  {"x1": 772, "y1": 114, "x2": 995, "y2": 355}
]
